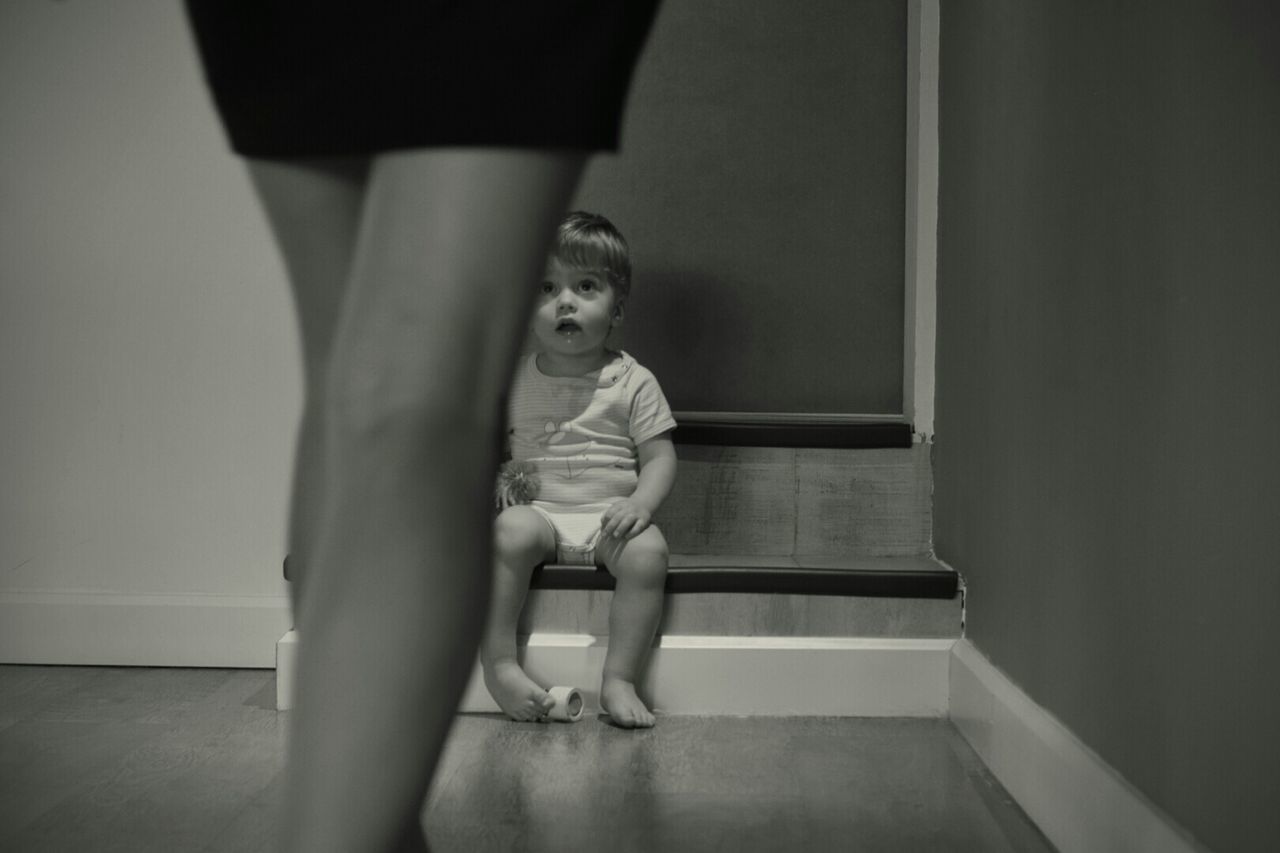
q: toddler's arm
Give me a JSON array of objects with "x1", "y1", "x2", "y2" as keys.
[{"x1": 600, "y1": 433, "x2": 677, "y2": 539}]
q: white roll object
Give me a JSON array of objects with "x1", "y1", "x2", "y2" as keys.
[{"x1": 545, "y1": 685, "x2": 585, "y2": 722}]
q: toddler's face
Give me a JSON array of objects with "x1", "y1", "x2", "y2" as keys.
[{"x1": 532, "y1": 257, "x2": 621, "y2": 357}]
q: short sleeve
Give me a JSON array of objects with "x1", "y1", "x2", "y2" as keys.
[{"x1": 627, "y1": 366, "x2": 678, "y2": 446}]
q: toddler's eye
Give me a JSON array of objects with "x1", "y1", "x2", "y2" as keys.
[
  {"x1": 577, "y1": 279, "x2": 597, "y2": 293},
  {"x1": 539, "y1": 281, "x2": 555, "y2": 295}
]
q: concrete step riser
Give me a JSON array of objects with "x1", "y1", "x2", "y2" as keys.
[{"x1": 656, "y1": 445, "x2": 932, "y2": 557}]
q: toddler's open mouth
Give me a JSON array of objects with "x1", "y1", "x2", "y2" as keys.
[{"x1": 556, "y1": 320, "x2": 582, "y2": 334}]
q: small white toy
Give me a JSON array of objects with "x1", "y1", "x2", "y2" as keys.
[{"x1": 543, "y1": 685, "x2": 585, "y2": 722}]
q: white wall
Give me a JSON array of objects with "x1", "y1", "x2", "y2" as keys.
[{"x1": 1, "y1": 3, "x2": 296, "y2": 663}]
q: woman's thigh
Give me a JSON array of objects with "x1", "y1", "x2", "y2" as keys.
[
  {"x1": 326, "y1": 148, "x2": 586, "y2": 428},
  {"x1": 245, "y1": 157, "x2": 368, "y2": 382}
]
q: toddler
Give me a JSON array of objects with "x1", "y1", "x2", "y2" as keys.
[{"x1": 482, "y1": 211, "x2": 677, "y2": 728}]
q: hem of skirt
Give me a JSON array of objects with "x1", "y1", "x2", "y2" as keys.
[{"x1": 225, "y1": 131, "x2": 621, "y2": 160}]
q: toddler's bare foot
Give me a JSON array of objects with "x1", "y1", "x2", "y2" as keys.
[
  {"x1": 483, "y1": 659, "x2": 555, "y2": 722},
  {"x1": 600, "y1": 676, "x2": 655, "y2": 728}
]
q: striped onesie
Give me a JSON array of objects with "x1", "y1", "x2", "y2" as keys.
[{"x1": 506, "y1": 350, "x2": 677, "y2": 565}]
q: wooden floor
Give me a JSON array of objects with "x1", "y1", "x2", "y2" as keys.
[{"x1": 0, "y1": 666, "x2": 1055, "y2": 853}]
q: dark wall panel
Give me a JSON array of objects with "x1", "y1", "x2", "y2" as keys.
[
  {"x1": 572, "y1": 0, "x2": 906, "y2": 415},
  {"x1": 933, "y1": 2, "x2": 1280, "y2": 849}
]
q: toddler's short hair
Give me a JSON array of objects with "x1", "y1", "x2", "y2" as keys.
[{"x1": 553, "y1": 211, "x2": 632, "y2": 300}]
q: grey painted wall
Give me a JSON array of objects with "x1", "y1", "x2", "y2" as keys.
[
  {"x1": 574, "y1": 0, "x2": 906, "y2": 415},
  {"x1": 934, "y1": 2, "x2": 1279, "y2": 849}
]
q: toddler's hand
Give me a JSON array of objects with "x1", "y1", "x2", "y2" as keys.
[
  {"x1": 496, "y1": 482, "x2": 521, "y2": 511},
  {"x1": 601, "y1": 499, "x2": 651, "y2": 540},
  {"x1": 495, "y1": 461, "x2": 539, "y2": 510}
]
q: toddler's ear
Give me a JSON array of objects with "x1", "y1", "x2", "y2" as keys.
[{"x1": 612, "y1": 301, "x2": 626, "y2": 325}]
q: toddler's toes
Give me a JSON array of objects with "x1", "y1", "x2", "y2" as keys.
[
  {"x1": 600, "y1": 677, "x2": 655, "y2": 729},
  {"x1": 621, "y1": 703, "x2": 655, "y2": 728}
]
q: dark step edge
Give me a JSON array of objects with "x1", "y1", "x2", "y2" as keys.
[
  {"x1": 673, "y1": 420, "x2": 913, "y2": 449},
  {"x1": 284, "y1": 553, "x2": 955, "y2": 598},
  {"x1": 530, "y1": 563, "x2": 957, "y2": 599}
]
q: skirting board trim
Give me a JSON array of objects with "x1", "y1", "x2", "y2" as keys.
[
  {"x1": 949, "y1": 639, "x2": 1209, "y2": 853},
  {"x1": 276, "y1": 630, "x2": 954, "y2": 716},
  {"x1": 0, "y1": 590, "x2": 291, "y2": 668}
]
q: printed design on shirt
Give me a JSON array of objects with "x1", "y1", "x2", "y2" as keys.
[{"x1": 537, "y1": 419, "x2": 629, "y2": 480}]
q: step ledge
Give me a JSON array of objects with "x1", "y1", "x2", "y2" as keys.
[
  {"x1": 532, "y1": 554, "x2": 957, "y2": 599},
  {"x1": 518, "y1": 633, "x2": 954, "y2": 651},
  {"x1": 672, "y1": 418, "x2": 913, "y2": 448}
]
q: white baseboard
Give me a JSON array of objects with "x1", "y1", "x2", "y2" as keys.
[
  {"x1": 0, "y1": 590, "x2": 291, "y2": 668},
  {"x1": 949, "y1": 639, "x2": 1208, "y2": 853},
  {"x1": 275, "y1": 631, "x2": 955, "y2": 716}
]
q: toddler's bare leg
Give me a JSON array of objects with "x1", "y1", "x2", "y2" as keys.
[
  {"x1": 273, "y1": 149, "x2": 584, "y2": 853},
  {"x1": 481, "y1": 506, "x2": 557, "y2": 720},
  {"x1": 599, "y1": 526, "x2": 669, "y2": 728},
  {"x1": 246, "y1": 157, "x2": 368, "y2": 614}
]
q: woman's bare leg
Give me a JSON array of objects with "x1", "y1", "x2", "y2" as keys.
[
  {"x1": 246, "y1": 157, "x2": 369, "y2": 613},
  {"x1": 277, "y1": 148, "x2": 585, "y2": 853}
]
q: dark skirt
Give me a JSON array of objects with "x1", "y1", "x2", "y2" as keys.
[{"x1": 185, "y1": 1, "x2": 662, "y2": 158}]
